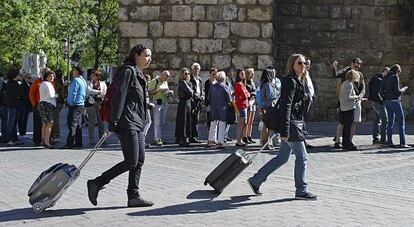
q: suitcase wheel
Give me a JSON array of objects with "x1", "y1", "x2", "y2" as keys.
[
  {"x1": 203, "y1": 180, "x2": 208, "y2": 186},
  {"x1": 33, "y1": 203, "x2": 44, "y2": 214}
]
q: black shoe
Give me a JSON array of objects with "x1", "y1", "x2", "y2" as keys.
[
  {"x1": 225, "y1": 137, "x2": 233, "y2": 142},
  {"x1": 235, "y1": 143, "x2": 246, "y2": 147},
  {"x1": 295, "y1": 192, "x2": 317, "y2": 200},
  {"x1": 372, "y1": 138, "x2": 380, "y2": 144},
  {"x1": 87, "y1": 180, "x2": 104, "y2": 206},
  {"x1": 332, "y1": 137, "x2": 336, "y2": 142},
  {"x1": 343, "y1": 145, "x2": 358, "y2": 151},
  {"x1": 73, "y1": 144, "x2": 83, "y2": 148},
  {"x1": 189, "y1": 138, "x2": 202, "y2": 143},
  {"x1": 43, "y1": 144, "x2": 55, "y2": 149},
  {"x1": 248, "y1": 137, "x2": 256, "y2": 144},
  {"x1": 247, "y1": 178, "x2": 262, "y2": 195},
  {"x1": 242, "y1": 137, "x2": 251, "y2": 144},
  {"x1": 333, "y1": 142, "x2": 342, "y2": 149},
  {"x1": 61, "y1": 145, "x2": 73, "y2": 149},
  {"x1": 179, "y1": 142, "x2": 190, "y2": 147},
  {"x1": 127, "y1": 196, "x2": 154, "y2": 207},
  {"x1": 305, "y1": 143, "x2": 314, "y2": 149}
]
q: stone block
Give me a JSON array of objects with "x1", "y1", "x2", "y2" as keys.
[
  {"x1": 155, "y1": 38, "x2": 178, "y2": 53},
  {"x1": 277, "y1": 4, "x2": 300, "y2": 16},
  {"x1": 212, "y1": 55, "x2": 231, "y2": 69},
  {"x1": 329, "y1": 6, "x2": 352, "y2": 19},
  {"x1": 118, "y1": 38, "x2": 130, "y2": 54},
  {"x1": 238, "y1": 7, "x2": 246, "y2": 21},
  {"x1": 261, "y1": 23, "x2": 273, "y2": 38},
  {"x1": 232, "y1": 55, "x2": 256, "y2": 68},
  {"x1": 178, "y1": 38, "x2": 192, "y2": 52},
  {"x1": 222, "y1": 39, "x2": 237, "y2": 54},
  {"x1": 236, "y1": 0, "x2": 256, "y2": 4},
  {"x1": 119, "y1": 22, "x2": 148, "y2": 37},
  {"x1": 192, "y1": 5, "x2": 205, "y2": 21},
  {"x1": 223, "y1": 4, "x2": 238, "y2": 21},
  {"x1": 129, "y1": 38, "x2": 154, "y2": 51},
  {"x1": 185, "y1": 0, "x2": 218, "y2": 4},
  {"x1": 192, "y1": 39, "x2": 223, "y2": 53},
  {"x1": 183, "y1": 54, "x2": 199, "y2": 67},
  {"x1": 130, "y1": 6, "x2": 160, "y2": 21},
  {"x1": 218, "y1": 0, "x2": 233, "y2": 3},
  {"x1": 199, "y1": 55, "x2": 211, "y2": 69},
  {"x1": 170, "y1": 56, "x2": 182, "y2": 69},
  {"x1": 119, "y1": 0, "x2": 144, "y2": 6},
  {"x1": 344, "y1": 0, "x2": 375, "y2": 5},
  {"x1": 214, "y1": 22, "x2": 230, "y2": 38},
  {"x1": 149, "y1": 0, "x2": 163, "y2": 3},
  {"x1": 149, "y1": 54, "x2": 169, "y2": 69},
  {"x1": 206, "y1": 6, "x2": 223, "y2": 21},
  {"x1": 118, "y1": 7, "x2": 128, "y2": 21},
  {"x1": 160, "y1": 5, "x2": 172, "y2": 21},
  {"x1": 171, "y1": 0, "x2": 183, "y2": 4},
  {"x1": 198, "y1": 22, "x2": 214, "y2": 38},
  {"x1": 172, "y1": 5, "x2": 192, "y2": 21},
  {"x1": 302, "y1": 5, "x2": 330, "y2": 18},
  {"x1": 257, "y1": 55, "x2": 274, "y2": 69},
  {"x1": 149, "y1": 22, "x2": 163, "y2": 37},
  {"x1": 352, "y1": 6, "x2": 385, "y2": 20},
  {"x1": 247, "y1": 7, "x2": 272, "y2": 21},
  {"x1": 164, "y1": 22, "x2": 197, "y2": 37},
  {"x1": 239, "y1": 39, "x2": 272, "y2": 54},
  {"x1": 310, "y1": 19, "x2": 347, "y2": 31},
  {"x1": 230, "y1": 23, "x2": 260, "y2": 38},
  {"x1": 258, "y1": 0, "x2": 273, "y2": 5}
]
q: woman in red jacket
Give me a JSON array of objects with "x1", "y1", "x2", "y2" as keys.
[{"x1": 234, "y1": 69, "x2": 250, "y2": 146}]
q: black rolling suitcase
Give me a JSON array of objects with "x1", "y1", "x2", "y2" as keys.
[{"x1": 204, "y1": 134, "x2": 276, "y2": 194}]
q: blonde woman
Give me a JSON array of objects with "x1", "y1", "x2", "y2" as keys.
[
  {"x1": 340, "y1": 70, "x2": 364, "y2": 151},
  {"x1": 248, "y1": 54, "x2": 317, "y2": 200},
  {"x1": 243, "y1": 67, "x2": 257, "y2": 144},
  {"x1": 175, "y1": 68, "x2": 193, "y2": 147}
]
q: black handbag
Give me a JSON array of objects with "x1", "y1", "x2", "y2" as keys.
[
  {"x1": 226, "y1": 104, "x2": 237, "y2": 124},
  {"x1": 262, "y1": 101, "x2": 282, "y2": 132},
  {"x1": 85, "y1": 94, "x2": 96, "y2": 107}
]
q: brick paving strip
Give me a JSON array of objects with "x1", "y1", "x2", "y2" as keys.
[{"x1": 1, "y1": 121, "x2": 414, "y2": 226}]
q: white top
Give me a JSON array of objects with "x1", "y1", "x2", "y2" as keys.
[
  {"x1": 87, "y1": 80, "x2": 107, "y2": 99},
  {"x1": 39, "y1": 81, "x2": 56, "y2": 106}
]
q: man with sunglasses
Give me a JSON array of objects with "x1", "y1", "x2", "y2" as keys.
[{"x1": 332, "y1": 57, "x2": 365, "y2": 149}]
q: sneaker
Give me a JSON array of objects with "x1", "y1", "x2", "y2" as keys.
[
  {"x1": 189, "y1": 137, "x2": 202, "y2": 143},
  {"x1": 398, "y1": 144, "x2": 411, "y2": 148},
  {"x1": 372, "y1": 138, "x2": 380, "y2": 144},
  {"x1": 225, "y1": 137, "x2": 233, "y2": 142},
  {"x1": 247, "y1": 178, "x2": 262, "y2": 195},
  {"x1": 127, "y1": 196, "x2": 154, "y2": 207},
  {"x1": 216, "y1": 143, "x2": 225, "y2": 149},
  {"x1": 295, "y1": 192, "x2": 317, "y2": 200},
  {"x1": 87, "y1": 180, "x2": 105, "y2": 206},
  {"x1": 333, "y1": 142, "x2": 342, "y2": 149},
  {"x1": 6, "y1": 141, "x2": 16, "y2": 146},
  {"x1": 154, "y1": 139, "x2": 163, "y2": 146}
]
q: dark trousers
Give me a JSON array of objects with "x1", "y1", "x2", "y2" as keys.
[
  {"x1": 51, "y1": 103, "x2": 63, "y2": 140},
  {"x1": 175, "y1": 99, "x2": 192, "y2": 143},
  {"x1": 18, "y1": 105, "x2": 30, "y2": 136},
  {"x1": 5, "y1": 107, "x2": 20, "y2": 142},
  {"x1": 33, "y1": 106, "x2": 42, "y2": 144},
  {"x1": 65, "y1": 105, "x2": 84, "y2": 147},
  {"x1": 341, "y1": 109, "x2": 354, "y2": 147},
  {"x1": 96, "y1": 130, "x2": 145, "y2": 191},
  {"x1": 0, "y1": 106, "x2": 8, "y2": 142},
  {"x1": 191, "y1": 101, "x2": 201, "y2": 138}
]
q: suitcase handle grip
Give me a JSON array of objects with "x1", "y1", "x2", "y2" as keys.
[{"x1": 76, "y1": 131, "x2": 112, "y2": 174}]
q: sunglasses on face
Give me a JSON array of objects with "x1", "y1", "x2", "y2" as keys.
[{"x1": 297, "y1": 61, "x2": 308, "y2": 66}]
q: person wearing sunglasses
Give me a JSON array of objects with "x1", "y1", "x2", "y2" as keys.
[
  {"x1": 175, "y1": 68, "x2": 193, "y2": 147},
  {"x1": 248, "y1": 54, "x2": 317, "y2": 200},
  {"x1": 331, "y1": 57, "x2": 365, "y2": 149}
]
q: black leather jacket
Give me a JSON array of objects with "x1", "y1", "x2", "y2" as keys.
[
  {"x1": 368, "y1": 73, "x2": 384, "y2": 104},
  {"x1": 279, "y1": 74, "x2": 306, "y2": 142},
  {"x1": 110, "y1": 63, "x2": 147, "y2": 131}
]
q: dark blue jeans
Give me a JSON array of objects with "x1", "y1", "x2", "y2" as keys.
[
  {"x1": 65, "y1": 105, "x2": 84, "y2": 147},
  {"x1": 0, "y1": 106, "x2": 8, "y2": 142},
  {"x1": 95, "y1": 130, "x2": 145, "y2": 191},
  {"x1": 5, "y1": 107, "x2": 20, "y2": 142},
  {"x1": 385, "y1": 100, "x2": 406, "y2": 145},
  {"x1": 371, "y1": 102, "x2": 387, "y2": 141},
  {"x1": 18, "y1": 105, "x2": 30, "y2": 136},
  {"x1": 33, "y1": 105, "x2": 42, "y2": 144}
]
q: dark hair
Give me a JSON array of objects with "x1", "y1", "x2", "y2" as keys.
[
  {"x1": 389, "y1": 64, "x2": 401, "y2": 73},
  {"x1": 235, "y1": 68, "x2": 245, "y2": 83},
  {"x1": 260, "y1": 68, "x2": 273, "y2": 90},
  {"x1": 91, "y1": 69, "x2": 102, "y2": 80},
  {"x1": 225, "y1": 67, "x2": 233, "y2": 74},
  {"x1": 73, "y1": 65, "x2": 83, "y2": 75},
  {"x1": 55, "y1": 69, "x2": 63, "y2": 78},
  {"x1": 209, "y1": 67, "x2": 218, "y2": 73},
  {"x1": 266, "y1": 66, "x2": 275, "y2": 70},
  {"x1": 7, "y1": 68, "x2": 20, "y2": 81},
  {"x1": 124, "y1": 44, "x2": 148, "y2": 64},
  {"x1": 43, "y1": 68, "x2": 55, "y2": 81}
]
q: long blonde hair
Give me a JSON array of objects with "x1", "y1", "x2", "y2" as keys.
[{"x1": 285, "y1": 54, "x2": 306, "y2": 80}]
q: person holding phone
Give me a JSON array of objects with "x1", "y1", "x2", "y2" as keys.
[{"x1": 383, "y1": 64, "x2": 409, "y2": 148}]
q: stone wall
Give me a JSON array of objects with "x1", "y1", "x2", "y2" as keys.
[
  {"x1": 273, "y1": 0, "x2": 414, "y2": 121},
  {"x1": 118, "y1": 0, "x2": 274, "y2": 81}
]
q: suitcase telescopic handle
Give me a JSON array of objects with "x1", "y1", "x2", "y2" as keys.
[
  {"x1": 249, "y1": 133, "x2": 277, "y2": 160},
  {"x1": 76, "y1": 131, "x2": 112, "y2": 174}
]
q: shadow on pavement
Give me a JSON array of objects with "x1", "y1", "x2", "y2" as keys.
[
  {"x1": 0, "y1": 206, "x2": 126, "y2": 223},
  {"x1": 0, "y1": 147, "x2": 44, "y2": 152},
  {"x1": 127, "y1": 193, "x2": 296, "y2": 217},
  {"x1": 363, "y1": 148, "x2": 414, "y2": 154}
]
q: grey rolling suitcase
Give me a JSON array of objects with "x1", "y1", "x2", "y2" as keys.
[
  {"x1": 27, "y1": 133, "x2": 110, "y2": 214},
  {"x1": 204, "y1": 134, "x2": 276, "y2": 194}
]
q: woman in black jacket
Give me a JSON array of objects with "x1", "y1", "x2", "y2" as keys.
[
  {"x1": 247, "y1": 54, "x2": 317, "y2": 200},
  {"x1": 5, "y1": 68, "x2": 24, "y2": 145},
  {"x1": 87, "y1": 44, "x2": 154, "y2": 208},
  {"x1": 175, "y1": 67, "x2": 193, "y2": 147}
]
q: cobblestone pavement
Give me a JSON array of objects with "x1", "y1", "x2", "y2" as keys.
[{"x1": 1, "y1": 111, "x2": 414, "y2": 226}]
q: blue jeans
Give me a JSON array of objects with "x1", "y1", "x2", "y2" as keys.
[
  {"x1": 6, "y1": 107, "x2": 20, "y2": 142},
  {"x1": 371, "y1": 102, "x2": 387, "y2": 141},
  {"x1": 250, "y1": 141, "x2": 308, "y2": 195},
  {"x1": 385, "y1": 100, "x2": 406, "y2": 145}
]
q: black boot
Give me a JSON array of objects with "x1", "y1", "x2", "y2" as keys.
[
  {"x1": 242, "y1": 137, "x2": 251, "y2": 144},
  {"x1": 127, "y1": 189, "x2": 154, "y2": 207},
  {"x1": 248, "y1": 137, "x2": 256, "y2": 144},
  {"x1": 87, "y1": 179, "x2": 105, "y2": 206}
]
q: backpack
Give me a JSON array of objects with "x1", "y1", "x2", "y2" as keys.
[{"x1": 99, "y1": 66, "x2": 135, "y2": 122}]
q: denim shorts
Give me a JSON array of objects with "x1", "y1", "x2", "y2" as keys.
[{"x1": 239, "y1": 108, "x2": 247, "y2": 118}]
